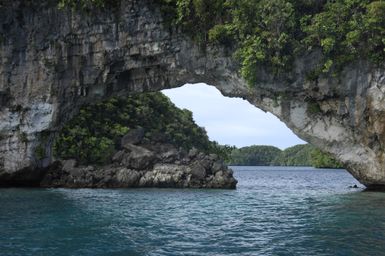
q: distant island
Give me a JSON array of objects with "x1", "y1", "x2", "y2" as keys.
[{"x1": 227, "y1": 144, "x2": 343, "y2": 169}]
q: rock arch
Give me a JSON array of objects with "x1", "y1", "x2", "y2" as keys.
[{"x1": 0, "y1": 0, "x2": 384, "y2": 188}]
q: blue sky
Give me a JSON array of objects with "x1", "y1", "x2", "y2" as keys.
[{"x1": 162, "y1": 83, "x2": 305, "y2": 149}]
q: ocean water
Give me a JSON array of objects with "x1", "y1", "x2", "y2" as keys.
[{"x1": 1, "y1": 166, "x2": 385, "y2": 256}]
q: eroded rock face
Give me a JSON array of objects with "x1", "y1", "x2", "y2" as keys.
[
  {"x1": 0, "y1": 1, "x2": 385, "y2": 189},
  {"x1": 40, "y1": 141, "x2": 237, "y2": 189}
]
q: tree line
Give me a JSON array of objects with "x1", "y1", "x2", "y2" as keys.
[{"x1": 227, "y1": 144, "x2": 343, "y2": 168}]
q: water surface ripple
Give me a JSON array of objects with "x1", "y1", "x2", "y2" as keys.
[{"x1": 1, "y1": 167, "x2": 385, "y2": 255}]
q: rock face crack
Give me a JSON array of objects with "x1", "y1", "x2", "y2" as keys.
[{"x1": 1, "y1": 0, "x2": 385, "y2": 189}]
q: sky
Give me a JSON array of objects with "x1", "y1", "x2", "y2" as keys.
[{"x1": 162, "y1": 83, "x2": 305, "y2": 150}]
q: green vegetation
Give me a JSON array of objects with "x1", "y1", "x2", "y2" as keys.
[
  {"x1": 4, "y1": 0, "x2": 380, "y2": 86},
  {"x1": 307, "y1": 101, "x2": 322, "y2": 115},
  {"x1": 272, "y1": 144, "x2": 313, "y2": 166},
  {"x1": 3, "y1": 1, "x2": 383, "y2": 85},
  {"x1": 34, "y1": 131, "x2": 51, "y2": 160},
  {"x1": 229, "y1": 145, "x2": 282, "y2": 166},
  {"x1": 156, "y1": 0, "x2": 385, "y2": 84},
  {"x1": 228, "y1": 144, "x2": 343, "y2": 168},
  {"x1": 53, "y1": 92, "x2": 230, "y2": 165},
  {"x1": 34, "y1": 144, "x2": 46, "y2": 160},
  {"x1": 19, "y1": 132, "x2": 28, "y2": 144},
  {"x1": 310, "y1": 148, "x2": 343, "y2": 168},
  {"x1": 58, "y1": 0, "x2": 106, "y2": 9}
]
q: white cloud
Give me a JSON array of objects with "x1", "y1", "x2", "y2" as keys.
[{"x1": 162, "y1": 83, "x2": 305, "y2": 149}]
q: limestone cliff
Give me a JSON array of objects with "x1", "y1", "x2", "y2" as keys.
[{"x1": 0, "y1": 0, "x2": 385, "y2": 189}]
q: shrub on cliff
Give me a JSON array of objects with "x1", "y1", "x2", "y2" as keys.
[
  {"x1": 52, "y1": 0, "x2": 385, "y2": 84},
  {"x1": 58, "y1": 0, "x2": 107, "y2": 9},
  {"x1": 156, "y1": 0, "x2": 385, "y2": 84}
]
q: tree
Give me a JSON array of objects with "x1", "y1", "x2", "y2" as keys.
[
  {"x1": 54, "y1": 92, "x2": 230, "y2": 165},
  {"x1": 310, "y1": 148, "x2": 343, "y2": 168},
  {"x1": 228, "y1": 145, "x2": 282, "y2": 166},
  {"x1": 273, "y1": 144, "x2": 313, "y2": 166}
]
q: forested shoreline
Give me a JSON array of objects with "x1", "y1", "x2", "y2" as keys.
[{"x1": 227, "y1": 144, "x2": 343, "y2": 168}]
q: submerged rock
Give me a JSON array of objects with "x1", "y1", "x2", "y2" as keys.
[{"x1": 41, "y1": 140, "x2": 237, "y2": 189}]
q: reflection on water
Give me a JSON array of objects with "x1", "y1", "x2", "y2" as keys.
[{"x1": 1, "y1": 167, "x2": 384, "y2": 256}]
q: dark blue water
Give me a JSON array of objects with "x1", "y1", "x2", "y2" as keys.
[{"x1": 1, "y1": 166, "x2": 385, "y2": 256}]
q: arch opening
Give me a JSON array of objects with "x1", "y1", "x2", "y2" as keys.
[
  {"x1": 0, "y1": 0, "x2": 382, "y2": 189},
  {"x1": 162, "y1": 83, "x2": 305, "y2": 150}
]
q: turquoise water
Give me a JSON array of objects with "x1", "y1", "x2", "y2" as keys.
[{"x1": 1, "y1": 166, "x2": 385, "y2": 256}]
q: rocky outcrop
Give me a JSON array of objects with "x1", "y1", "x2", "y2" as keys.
[
  {"x1": 40, "y1": 131, "x2": 237, "y2": 189},
  {"x1": 0, "y1": 0, "x2": 385, "y2": 189}
]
